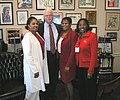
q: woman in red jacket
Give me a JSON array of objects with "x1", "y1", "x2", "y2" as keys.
[
  {"x1": 75, "y1": 18, "x2": 99, "y2": 100},
  {"x1": 57, "y1": 17, "x2": 77, "y2": 100}
]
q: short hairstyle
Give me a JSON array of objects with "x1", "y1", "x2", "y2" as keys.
[
  {"x1": 75, "y1": 18, "x2": 92, "y2": 32},
  {"x1": 43, "y1": 8, "x2": 53, "y2": 15},
  {"x1": 61, "y1": 17, "x2": 72, "y2": 24}
]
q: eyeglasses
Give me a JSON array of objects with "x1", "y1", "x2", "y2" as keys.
[{"x1": 44, "y1": 15, "x2": 53, "y2": 17}]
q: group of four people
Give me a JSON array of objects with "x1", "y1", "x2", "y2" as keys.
[{"x1": 22, "y1": 8, "x2": 99, "y2": 100}]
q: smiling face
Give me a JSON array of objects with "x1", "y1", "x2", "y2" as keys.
[
  {"x1": 28, "y1": 19, "x2": 38, "y2": 33},
  {"x1": 43, "y1": 9, "x2": 53, "y2": 24},
  {"x1": 61, "y1": 19, "x2": 71, "y2": 32},
  {"x1": 78, "y1": 20, "x2": 88, "y2": 34}
]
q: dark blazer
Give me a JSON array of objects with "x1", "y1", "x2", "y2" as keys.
[{"x1": 38, "y1": 22, "x2": 62, "y2": 38}]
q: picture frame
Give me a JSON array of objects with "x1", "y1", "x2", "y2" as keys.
[
  {"x1": 0, "y1": 2, "x2": 13, "y2": 25},
  {"x1": 30, "y1": 14, "x2": 44, "y2": 24},
  {"x1": 105, "y1": 12, "x2": 120, "y2": 31},
  {"x1": 53, "y1": 12, "x2": 63, "y2": 24},
  {"x1": 6, "y1": 28, "x2": 22, "y2": 52},
  {"x1": 0, "y1": 29, "x2": 3, "y2": 40},
  {"x1": 100, "y1": 58, "x2": 110, "y2": 68},
  {"x1": 6, "y1": 28, "x2": 22, "y2": 40},
  {"x1": 58, "y1": 0, "x2": 75, "y2": 10},
  {"x1": 66, "y1": 13, "x2": 82, "y2": 24},
  {"x1": 17, "y1": 0, "x2": 32, "y2": 9},
  {"x1": 79, "y1": 0, "x2": 96, "y2": 9},
  {"x1": 91, "y1": 27, "x2": 97, "y2": 34},
  {"x1": 17, "y1": 10, "x2": 28, "y2": 25},
  {"x1": 86, "y1": 11, "x2": 96, "y2": 25},
  {"x1": 98, "y1": 42, "x2": 112, "y2": 54},
  {"x1": 107, "y1": 32, "x2": 117, "y2": 41},
  {"x1": 36, "y1": 0, "x2": 55, "y2": 10},
  {"x1": 105, "y1": 0, "x2": 120, "y2": 10}
]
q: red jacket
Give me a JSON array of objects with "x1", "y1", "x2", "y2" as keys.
[
  {"x1": 75, "y1": 31, "x2": 98, "y2": 74},
  {"x1": 58, "y1": 29, "x2": 78, "y2": 83}
]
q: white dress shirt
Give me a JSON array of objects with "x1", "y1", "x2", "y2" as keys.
[{"x1": 44, "y1": 22, "x2": 59, "y2": 51}]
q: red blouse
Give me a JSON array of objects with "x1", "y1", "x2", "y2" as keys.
[{"x1": 33, "y1": 33, "x2": 45, "y2": 59}]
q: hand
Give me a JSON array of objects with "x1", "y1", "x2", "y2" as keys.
[
  {"x1": 34, "y1": 72, "x2": 39, "y2": 78},
  {"x1": 64, "y1": 66, "x2": 70, "y2": 72},
  {"x1": 87, "y1": 74, "x2": 92, "y2": 79}
]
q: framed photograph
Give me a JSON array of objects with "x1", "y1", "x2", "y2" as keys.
[
  {"x1": 53, "y1": 12, "x2": 63, "y2": 24},
  {"x1": 79, "y1": 0, "x2": 96, "y2": 9},
  {"x1": 0, "y1": 29, "x2": 3, "y2": 40},
  {"x1": 58, "y1": 0, "x2": 75, "y2": 10},
  {"x1": 6, "y1": 28, "x2": 22, "y2": 52},
  {"x1": 17, "y1": 10, "x2": 28, "y2": 25},
  {"x1": 105, "y1": 12, "x2": 120, "y2": 31},
  {"x1": 36, "y1": 0, "x2": 55, "y2": 10},
  {"x1": 107, "y1": 32, "x2": 117, "y2": 41},
  {"x1": 66, "y1": 13, "x2": 82, "y2": 24},
  {"x1": 0, "y1": 2, "x2": 13, "y2": 25},
  {"x1": 17, "y1": 0, "x2": 32, "y2": 9},
  {"x1": 6, "y1": 28, "x2": 22, "y2": 45},
  {"x1": 86, "y1": 11, "x2": 96, "y2": 25},
  {"x1": 31, "y1": 14, "x2": 44, "y2": 24},
  {"x1": 91, "y1": 27, "x2": 97, "y2": 34},
  {"x1": 105, "y1": 0, "x2": 120, "y2": 10},
  {"x1": 98, "y1": 42, "x2": 112, "y2": 54},
  {"x1": 101, "y1": 58, "x2": 110, "y2": 68}
]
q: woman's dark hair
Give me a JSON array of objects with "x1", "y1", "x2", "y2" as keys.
[
  {"x1": 3, "y1": 7, "x2": 10, "y2": 13},
  {"x1": 61, "y1": 17, "x2": 72, "y2": 24},
  {"x1": 75, "y1": 18, "x2": 92, "y2": 33},
  {"x1": 25, "y1": 17, "x2": 38, "y2": 29}
]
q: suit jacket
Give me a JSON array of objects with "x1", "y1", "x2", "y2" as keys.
[{"x1": 38, "y1": 22, "x2": 62, "y2": 39}]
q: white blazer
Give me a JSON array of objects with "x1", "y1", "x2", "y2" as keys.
[{"x1": 22, "y1": 32, "x2": 49, "y2": 93}]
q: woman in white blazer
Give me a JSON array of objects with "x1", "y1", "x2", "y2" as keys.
[{"x1": 22, "y1": 17, "x2": 49, "y2": 100}]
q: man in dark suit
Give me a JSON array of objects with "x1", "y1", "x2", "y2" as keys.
[{"x1": 38, "y1": 8, "x2": 62, "y2": 100}]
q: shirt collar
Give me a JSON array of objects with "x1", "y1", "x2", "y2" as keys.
[
  {"x1": 82, "y1": 31, "x2": 91, "y2": 38},
  {"x1": 45, "y1": 22, "x2": 53, "y2": 27}
]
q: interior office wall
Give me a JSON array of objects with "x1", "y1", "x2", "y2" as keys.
[{"x1": 0, "y1": 0, "x2": 120, "y2": 72}]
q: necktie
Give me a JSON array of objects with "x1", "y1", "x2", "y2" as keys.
[{"x1": 49, "y1": 25, "x2": 56, "y2": 54}]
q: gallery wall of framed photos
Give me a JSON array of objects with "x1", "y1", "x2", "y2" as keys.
[{"x1": 0, "y1": 0, "x2": 120, "y2": 71}]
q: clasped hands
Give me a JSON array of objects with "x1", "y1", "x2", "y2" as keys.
[{"x1": 64, "y1": 66, "x2": 70, "y2": 72}]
